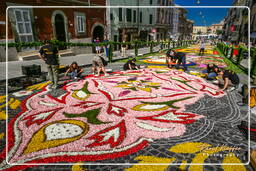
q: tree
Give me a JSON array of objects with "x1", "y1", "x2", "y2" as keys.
[{"x1": 216, "y1": 29, "x2": 223, "y2": 35}]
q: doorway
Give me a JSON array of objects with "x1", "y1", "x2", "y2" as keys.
[
  {"x1": 92, "y1": 25, "x2": 104, "y2": 53},
  {"x1": 55, "y1": 14, "x2": 66, "y2": 50}
]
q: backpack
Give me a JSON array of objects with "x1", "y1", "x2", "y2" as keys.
[{"x1": 100, "y1": 56, "x2": 108, "y2": 66}]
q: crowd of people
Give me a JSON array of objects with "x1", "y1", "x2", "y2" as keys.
[{"x1": 39, "y1": 39, "x2": 241, "y2": 92}]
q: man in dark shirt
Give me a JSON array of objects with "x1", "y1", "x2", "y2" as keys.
[
  {"x1": 39, "y1": 40, "x2": 59, "y2": 89},
  {"x1": 169, "y1": 50, "x2": 187, "y2": 71},
  {"x1": 217, "y1": 69, "x2": 240, "y2": 91}
]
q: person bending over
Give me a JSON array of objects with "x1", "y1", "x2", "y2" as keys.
[
  {"x1": 169, "y1": 49, "x2": 187, "y2": 71},
  {"x1": 217, "y1": 69, "x2": 240, "y2": 91},
  {"x1": 65, "y1": 61, "x2": 84, "y2": 79},
  {"x1": 123, "y1": 58, "x2": 139, "y2": 70},
  {"x1": 92, "y1": 55, "x2": 108, "y2": 76}
]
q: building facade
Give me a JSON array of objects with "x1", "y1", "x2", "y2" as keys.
[
  {"x1": 250, "y1": 0, "x2": 256, "y2": 45},
  {"x1": 155, "y1": 0, "x2": 174, "y2": 41},
  {"x1": 222, "y1": 0, "x2": 251, "y2": 44},
  {"x1": 107, "y1": 0, "x2": 157, "y2": 45},
  {"x1": 170, "y1": 5, "x2": 180, "y2": 41},
  {"x1": 1, "y1": 0, "x2": 106, "y2": 61}
]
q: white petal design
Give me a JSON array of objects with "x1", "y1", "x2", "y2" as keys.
[
  {"x1": 154, "y1": 112, "x2": 182, "y2": 121},
  {"x1": 101, "y1": 127, "x2": 120, "y2": 142},
  {"x1": 32, "y1": 111, "x2": 54, "y2": 121},
  {"x1": 76, "y1": 90, "x2": 87, "y2": 98},
  {"x1": 136, "y1": 122, "x2": 172, "y2": 132},
  {"x1": 45, "y1": 123, "x2": 83, "y2": 140},
  {"x1": 39, "y1": 101, "x2": 57, "y2": 107},
  {"x1": 140, "y1": 104, "x2": 167, "y2": 110}
]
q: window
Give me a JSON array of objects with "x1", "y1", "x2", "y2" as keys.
[
  {"x1": 14, "y1": 9, "x2": 33, "y2": 42},
  {"x1": 150, "y1": 0, "x2": 153, "y2": 5},
  {"x1": 149, "y1": 14, "x2": 153, "y2": 24},
  {"x1": 119, "y1": 8, "x2": 122, "y2": 21},
  {"x1": 76, "y1": 15, "x2": 85, "y2": 33},
  {"x1": 140, "y1": 11, "x2": 142, "y2": 23},
  {"x1": 126, "y1": 8, "x2": 132, "y2": 22},
  {"x1": 110, "y1": 13, "x2": 113, "y2": 20},
  {"x1": 133, "y1": 10, "x2": 136, "y2": 23}
]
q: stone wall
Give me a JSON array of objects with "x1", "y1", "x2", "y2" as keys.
[{"x1": 70, "y1": 38, "x2": 93, "y2": 55}]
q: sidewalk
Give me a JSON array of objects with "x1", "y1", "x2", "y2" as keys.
[{"x1": 0, "y1": 46, "x2": 156, "y2": 81}]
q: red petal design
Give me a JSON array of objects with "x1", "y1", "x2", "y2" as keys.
[
  {"x1": 107, "y1": 104, "x2": 128, "y2": 117},
  {"x1": 137, "y1": 110, "x2": 198, "y2": 124},
  {"x1": 87, "y1": 120, "x2": 126, "y2": 148}
]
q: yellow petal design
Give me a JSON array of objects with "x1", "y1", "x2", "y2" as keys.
[
  {"x1": 9, "y1": 99, "x2": 21, "y2": 110},
  {"x1": 138, "y1": 87, "x2": 152, "y2": 92},
  {"x1": 169, "y1": 142, "x2": 212, "y2": 154},
  {"x1": 126, "y1": 156, "x2": 175, "y2": 171},
  {"x1": 0, "y1": 95, "x2": 6, "y2": 104},
  {"x1": 27, "y1": 81, "x2": 51, "y2": 91},
  {"x1": 115, "y1": 84, "x2": 131, "y2": 88},
  {"x1": 72, "y1": 162, "x2": 86, "y2": 171},
  {"x1": 147, "y1": 66, "x2": 168, "y2": 69},
  {"x1": 23, "y1": 120, "x2": 89, "y2": 155},
  {"x1": 0, "y1": 111, "x2": 6, "y2": 120},
  {"x1": 222, "y1": 153, "x2": 246, "y2": 171},
  {"x1": 132, "y1": 104, "x2": 169, "y2": 111},
  {"x1": 0, "y1": 133, "x2": 4, "y2": 140},
  {"x1": 179, "y1": 160, "x2": 188, "y2": 170},
  {"x1": 146, "y1": 82, "x2": 161, "y2": 86}
]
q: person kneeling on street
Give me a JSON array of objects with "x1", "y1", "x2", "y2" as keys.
[
  {"x1": 65, "y1": 61, "x2": 84, "y2": 79},
  {"x1": 123, "y1": 58, "x2": 139, "y2": 70},
  {"x1": 216, "y1": 69, "x2": 240, "y2": 91},
  {"x1": 92, "y1": 55, "x2": 109, "y2": 76}
]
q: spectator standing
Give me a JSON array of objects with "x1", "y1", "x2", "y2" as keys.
[{"x1": 39, "y1": 40, "x2": 59, "y2": 89}]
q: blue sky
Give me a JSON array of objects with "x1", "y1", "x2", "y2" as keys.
[{"x1": 174, "y1": 0, "x2": 234, "y2": 26}]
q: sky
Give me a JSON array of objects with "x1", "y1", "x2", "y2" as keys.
[{"x1": 174, "y1": 0, "x2": 235, "y2": 26}]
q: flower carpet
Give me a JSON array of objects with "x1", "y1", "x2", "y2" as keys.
[
  {"x1": 0, "y1": 66, "x2": 251, "y2": 170},
  {"x1": 139, "y1": 45, "x2": 227, "y2": 72}
]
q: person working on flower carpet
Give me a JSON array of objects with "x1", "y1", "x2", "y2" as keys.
[
  {"x1": 65, "y1": 61, "x2": 84, "y2": 79},
  {"x1": 92, "y1": 55, "x2": 109, "y2": 76},
  {"x1": 39, "y1": 40, "x2": 59, "y2": 89},
  {"x1": 216, "y1": 69, "x2": 240, "y2": 91},
  {"x1": 123, "y1": 58, "x2": 139, "y2": 70},
  {"x1": 202, "y1": 64, "x2": 219, "y2": 80},
  {"x1": 167, "y1": 49, "x2": 187, "y2": 71}
]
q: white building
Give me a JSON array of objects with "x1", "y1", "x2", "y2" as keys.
[{"x1": 106, "y1": 0, "x2": 157, "y2": 44}]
